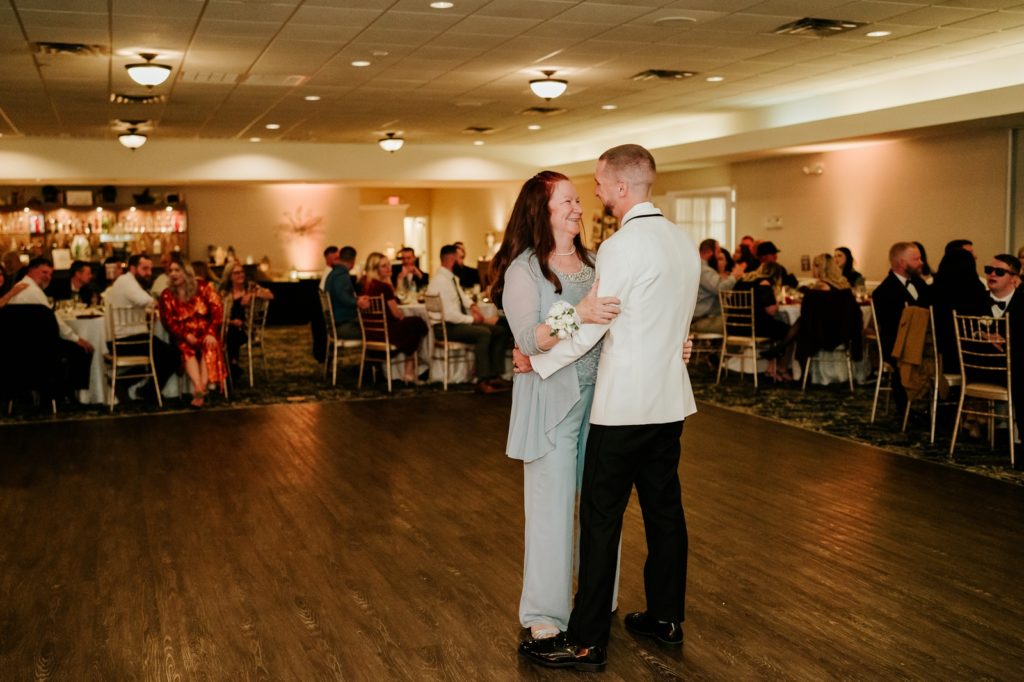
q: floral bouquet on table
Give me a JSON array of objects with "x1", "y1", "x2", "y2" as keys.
[{"x1": 545, "y1": 300, "x2": 581, "y2": 339}]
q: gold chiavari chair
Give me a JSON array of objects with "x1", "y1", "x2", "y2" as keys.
[
  {"x1": 717, "y1": 289, "x2": 770, "y2": 389},
  {"x1": 949, "y1": 312, "x2": 1014, "y2": 466},
  {"x1": 867, "y1": 298, "x2": 894, "y2": 423},
  {"x1": 104, "y1": 305, "x2": 163, "y2": 412},
  {"x1": 317, "y1": 288, "x2": 362, "y2": 386},
  {"x1": 357, "y1": 294, "x2": 398, "y2": 392},
  {"x1": 423, "y1": 293, "x2": 473, "y2": 390}
]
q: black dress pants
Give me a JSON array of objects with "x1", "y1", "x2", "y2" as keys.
[{"x1": 568, "y1": 420, "x2": 688, "y2": 648}]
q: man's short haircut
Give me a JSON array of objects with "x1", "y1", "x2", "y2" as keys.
[
  {"x1": 69, "y1": 260, "x2": 90, "y2": 276},
  {"x1": 338, "y1": 246, "x2": 357, "y2": 262},
  {"x1": 944, "y1": 239, "x2": 973, "y2": 254},
  {"x1": 698, "y1": 238, "x2": 718, "y2": 254},
  {"x1": 598, "y1": 144, "x2": 656, "y2": 185},
  {"x1": 888, "y1": 241, "x2": 917, "y2": 265},
  {"x1": 399, "y1": 246, "x2": 415, "y2": 255},
  {"x1": 128, "y1": 254, "x2": 149, "y2": 269},
  {"x1": 994, "y1": 253, "x2": 1021, "y2": 275},
  {"x1": 440, "y1": 244, "x2": 459, "y2": 259},
  {"x1": 323, "y1": 245, "x2": 339, "y2": 258},
  {"x1": 27, "y1": 256, "x2": 53, "y2": 271}
]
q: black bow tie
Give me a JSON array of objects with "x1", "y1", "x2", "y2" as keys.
[{"x1": 992, "y1": 297, "x2": 1007, "y2": 311}]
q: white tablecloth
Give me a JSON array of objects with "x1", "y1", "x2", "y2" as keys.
[
  {"x1": 399, "y1": 304, "x2": 475, "y2": 384},
  {"x1": 61, "y1": 311, "x2": 107, "y2": 404}
]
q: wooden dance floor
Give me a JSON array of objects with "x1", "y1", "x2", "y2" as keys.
[{"x1": 1, "y1": 396, "x2": 1022, "y2": 680}]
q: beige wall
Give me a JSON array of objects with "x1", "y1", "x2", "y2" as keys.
[
  {"x1": 654, "y1": 130, "x2": 1010, "y2": 281},
  {"x1": 429, "y1": 184, "x2": 521, "y2": 264},
  {"x1": 185, "y1": 184, "x2": 361, "y2": 274}
]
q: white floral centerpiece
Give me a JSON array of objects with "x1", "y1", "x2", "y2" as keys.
[{"x1": 545, "y1": 300, "x2": 581, "y2": 339}]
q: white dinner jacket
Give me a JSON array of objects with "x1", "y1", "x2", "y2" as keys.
[{"x1": 531, "y1": 202, "x2": 700, "y2": 426}]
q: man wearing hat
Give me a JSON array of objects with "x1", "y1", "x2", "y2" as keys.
[{"x1": 756, "y1": 241, "x2": 798, "y2": 288}]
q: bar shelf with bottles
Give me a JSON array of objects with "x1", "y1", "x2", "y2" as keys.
[{"x1": 0, "y1": 204, "x2": 187, "y2": 262}]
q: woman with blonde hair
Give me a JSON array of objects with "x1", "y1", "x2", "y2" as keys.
[
  {"x1": 359, "y1": 251, "x2": 428, "y2": 384},
  {"x1": 810, "y1": 253, "x2": 850, "y2": 290},
  {"x1": 159, "y1": 255, "x2": 226, "y2": 407}
]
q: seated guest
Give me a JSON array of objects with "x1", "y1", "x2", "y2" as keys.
[
  {"x1": 733, "y1": 234, "x2": 760, "y2": 272},
  {"x1": 692, "y1": 238, "x2": 745, "y2": 333},
  {"x1": 872, "y1": 241, "x2": 931, "y2": 410},
  {"x1": 806, "y1": 253, "x2": 849, "y2": 291},
  {"x1": 931, "y1": 248, "x2": 987, "y2": 374},
  {"x1": 151, "y1": 251, "x2": 174, "y2": 296},
  {"x1": 320, "y1": 245, "x2": 339, "y2": 290},
  {"x1": 191, "y1": 260, "x2": 219, "y2": 286},
  {"x1": 944, "y1": 239, "x2": 974, "y2": 257},
  {"x1": 915, "y1": 241, "x2": 935, "y2": 284},
  {"x1": 391, "y1": 246, "x2": 429, "y2": 297},
  {"x1": 6, "y1": 257, "x2": 94, "y2": 396},
  {"x1": 104, "y1": 253, "x2": 179, "y2": 397},
  {"x1": 735, "y1": 262, "x2": 796, "y2": 381},
  {"x1": 453, "y1": 241, "x2": 481, "y2": 289},
  {"x1": 427, "y1": 244, "x2": 511, "y2": 393},
  {"x1": 218, "y1": 261, "x2": 275, "y2": 383},
  {"x1": 796, "y1": 259, "x2": 864, "y2": 371},
  {"x1": 49, "y1": 260, "x2": 97, "y2": 305},
  {"x1": 982, "y1": 254, "x2": 1023, "y2": 458},
  {"x1": 360, "y1": 252, "x2": 429, "y2": 384},
  {"x1": 158, "y1": 256, "x2": 226, "y2": 408},
  {"x1": 755, "y1": 241, "x2": 798, "y2": 288},
  {"x1": 833, "y1": 247, "x2": 865, "y2": 289},
  {"x1": 0, "y1": 265, "x2": 28, "y2": 308},
  {"x1": 324, "y1": 245, "x2": 368, "y2": 340}
]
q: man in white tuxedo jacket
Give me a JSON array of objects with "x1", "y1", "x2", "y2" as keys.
[{"x1": 520, "y1": 144, "x2": 700, "y2": 672}]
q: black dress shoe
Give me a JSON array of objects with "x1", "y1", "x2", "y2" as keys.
[
  {"x1": 623, "y1": 611, "x2": 683, "y2": 646},
  {"x1": 518, "y1": 635, "x2": 607, "y2": 672}
]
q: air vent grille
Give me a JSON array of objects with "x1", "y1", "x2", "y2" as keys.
[
  {"x1": 34, "y1": 42, "x2": 108, "y2": 57},
  {"x1": 631, "y1": 69, "x2": 696, "y2": 81},
  {"x1": 773, "y1": 17, "x2": 866, "y2": 36},
  {"x1": 518, "y1": 107, "x2": 566, "y2": 117},
  {"x1": 463, "y1": 126, "x2": 494, "y2": 134}
]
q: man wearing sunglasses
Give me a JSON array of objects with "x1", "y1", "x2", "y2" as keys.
[
  {"x1": 984, "y1": 254, "x2": 1023, "y2": 462},
  {"x1": 872, "y1": 241, "x2": 931, "y2": 411}
]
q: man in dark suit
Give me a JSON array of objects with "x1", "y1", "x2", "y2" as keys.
[
  {"x1": 984, "y1": 254, "x2": 1023, "y2": 466},
  {"x1": 872, "y1": 241, "x2": 931, "y2": 410},
  {"x1": 49, "y1": 260, "x2": 96, "y2": 305},
  {"x1": 390, "y1": 247, "x2": 429, "y2": 293}
]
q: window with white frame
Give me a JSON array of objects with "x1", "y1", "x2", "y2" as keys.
[{"x1": 656, "y1": 187, "x2": 735, "y2": 250}]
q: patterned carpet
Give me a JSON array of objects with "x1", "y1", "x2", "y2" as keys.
[{"x1": 3, "y1": 325, "x2": 1020, "y2": 485}]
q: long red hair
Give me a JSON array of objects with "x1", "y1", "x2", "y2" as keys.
[{"x1": 491, "y1": 171, "x2": 592, "y2": 308}]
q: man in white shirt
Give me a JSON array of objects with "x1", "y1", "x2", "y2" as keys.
[
  {"x1": 8, "y1": 257, "x2": 94, "y2": 395},
  {"x1": 151, "y1": 251, "x2": 174, "y2": 296},
  {"x1": 692, "y1": 238, "x2": 744, "y2": 333},
  {"x1": 104, "y1": 253, "x2": 178, "y2": 394},
  {"x1": 519, "y1": 145, "x2": 699, "y2": 671},
  {"x1": 426, "y1": 244, "x2": 510, "y2": 393}
]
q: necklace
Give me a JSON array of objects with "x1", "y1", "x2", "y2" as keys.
[{"x1": 553, "y1": 245, "x2": 576, "y2": 257}]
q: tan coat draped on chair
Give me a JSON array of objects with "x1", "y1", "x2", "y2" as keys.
[{"x1": 892, "y1": 306, "x2": 947, "y2": 402}]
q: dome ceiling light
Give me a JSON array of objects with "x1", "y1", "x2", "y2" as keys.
[
  {"x1": 118, "y1": 126, "x2": 148, "y2": 150},
  {"x1": 529, "y1": 70, "x2": 568, "y2": 100},
  {"x1": 378, "y1": 132, "x2": 405, "y2": 152},
  {"x1": 125, "y1": 53, "x2": 172, "y2": 87}
]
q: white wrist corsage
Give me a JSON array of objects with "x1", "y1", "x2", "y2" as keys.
[{"x1": 545, "y1": 300, "x2": 581, "y2": 339}]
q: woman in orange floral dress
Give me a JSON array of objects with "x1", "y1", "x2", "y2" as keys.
[{"x1": 159, "y1": 257, "x2": 226, "y2": 407}]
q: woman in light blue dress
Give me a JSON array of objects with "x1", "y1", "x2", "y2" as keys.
[{"x1": 490, "y1": 171, "x2": 621, "y2": 641}]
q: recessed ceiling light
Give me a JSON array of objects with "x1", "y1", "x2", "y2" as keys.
[
  {"x1": 265, "y1": 123, "x2": 280, "y2": 130},
  {"x1": 304, "y1": 95, "x2": 321, "y2": 101},
  {"x1": 706, "y1": 75, "x2": 724, "y2": 82},
  {"x1": 351, "y1": 60, "x2": 371, "y2": 67},
  {"x1": 371, "y1": 50, "x2": 390, "y2": 57},
  {"x1": 527, "y1": 124, "x2": 541, "y2": 130},
  {"x1": 250, "y1": 137, "x2": 261, "y2": 142},
  {"x1": 473, "y1": 140, "x2": 485, "y2": 146},
  {"x1": 601, "y1": 104, "x2": 617, "y2": 110},
  {"x1": 866, "y1": 30, "x2": 891, "y2": 38},
  {"x1": 430, "y1": 1, "x2": 454, "y2": 8}
]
